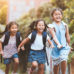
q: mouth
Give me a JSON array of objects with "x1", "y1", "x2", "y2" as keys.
[
  {"x1": 39, "y1": 28, "x2": 43, "y2": 30},
  {"x1": 39, "y1": 29, "x2": 44, "y2": 32},
  {"x1": 56, "y1": 17, "x2": 61, "y2": 19},
  {"x1": 13, "y1": 31, "x2": 17, "y2": 34},
  {"x1": 56, "y1": 18, "x2": 61, "y2": 21}
]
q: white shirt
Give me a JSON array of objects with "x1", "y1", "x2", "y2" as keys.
[{"x1": 28, "y1": 33, "x2": 50, "y2": 50}]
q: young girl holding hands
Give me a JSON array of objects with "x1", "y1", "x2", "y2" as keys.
[
  {"x1": 0, "y1": 22, "x2": 23, "y2": 74},
  {"x1": 48, "y1": 8, "x2": 70, "y2": 74},
  {"x1": 18, "y1": 19, "x2": 54, "y2": 74}
]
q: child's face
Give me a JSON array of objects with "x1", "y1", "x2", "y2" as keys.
[
  {"x1": 52, "y1": 10, "x2": 62, "y2": 22},
  {"x1": 36, "y1": 21, "x2": 45, "y2": 33},
  {"x1": 9, "y1": 24, "x2": 18, "y2": 35}
]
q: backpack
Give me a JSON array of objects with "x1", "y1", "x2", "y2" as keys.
[
  {"x1": 30, "y1": 30, "x2": 47, "y2": 49},
  {"x1": 29, "y1": 30, "x2": 49, "y2": 65},
  {"x1": 2, "y1": 31, "x2": 21, "y2": 48}
]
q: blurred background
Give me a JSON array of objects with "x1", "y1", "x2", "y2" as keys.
[{"x1": 0, "y1": 0, "x2": 74, "y2": 74}]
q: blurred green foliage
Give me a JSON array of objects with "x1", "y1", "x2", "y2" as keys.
[{"x1": 0, "y1": 0, "x2": 7, "y2": 25}]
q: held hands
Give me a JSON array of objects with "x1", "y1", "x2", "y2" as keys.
[
  {"x1": 21, "y1": 46, "x2": 25, "y2": 51},
  {"x1": 50, "y1": 44, "x2": 54, "y2": 48},
  {"x1": 18, "y1": 46, "x2": 25, "y2": 52},
  {"x1": 18, "y1": 47, "x2": 20, "y2": 52},
  {"x1": 57, "y1": 44, "x2": 63, "y2": 49}
]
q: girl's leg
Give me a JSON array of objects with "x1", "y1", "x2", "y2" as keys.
[
  {"x1": 5, "y1": 64, "x2": 10, "y2": 74},
  {"x1": 38, "y1": 64, "x2": 44, "y2": 74},
  {"x1": 61, "y1": 61, "x2": 67, "y2": 74},
  {"x1": 53, "y1": 64, "x2": 59, "y2": 74},
  {"x1": 30, "y1": 61, "x2": 38, "y2": 74},
  {"x1": 13, "y1": 58, "x2": 19, "y2": 74}
]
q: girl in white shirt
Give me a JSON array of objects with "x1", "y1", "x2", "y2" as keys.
[{"x1": 18, "y1": 19, "x2": 54, "y2": 74}]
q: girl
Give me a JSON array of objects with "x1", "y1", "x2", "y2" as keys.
[
  {"x1": 18, "y1": 19, "x2": 54, "y2": 74},
  {"x1": 0, "y1": 22, "x2": 23, "y2": 74},
  {"x1": 48, "y1": 8, "x2": 70, "y2": 74}
]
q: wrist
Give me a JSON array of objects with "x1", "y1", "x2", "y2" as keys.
[
  {"x1": 0, "y1": 50, "x2": 2, "y2": 52},
  {"x1": 0, "y1": 50, "x2": 3, "y2": 54},
  {"x1": 18, "y1": 47, "x2": 21, "y2": 50},
  {"x1": 57, "y1": 44, "x2": 61, "y2": 48}
]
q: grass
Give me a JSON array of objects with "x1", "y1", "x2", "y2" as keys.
[
  {"x1": 68, "y1": 51, "x2": 74, "y2": 63},
  {"x1": 0, "y1": 63, "x2": 5, "y2": 71}
]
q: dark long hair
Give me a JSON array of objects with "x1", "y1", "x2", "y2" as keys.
[
  {"x1": 4, "y1": 21, "x2": 19, "y2": 33},
  {"x1": 29, "y1": 19, "x2": 47, "y2": 31}
]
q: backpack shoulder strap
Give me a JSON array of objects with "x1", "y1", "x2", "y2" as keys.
[
  {"x1": 43, "y1": 31, "x2": 49, "y2": 65},
  {"x1": 30, "y1": 30, "x2": 47, "y2": 45},
  {"x1": 16, "y1": 32, "x2": 21, "y2": 47},
  {"x1": 61, "y1": 21, "x2": 67, "y2": 29},
  {"x1": 16, "y1": 32, "x2": 20, "y2": 39},
  {"x1": 30, "y1": 30, "x2": 37, "y2": 44},
  {"x1": 3, "y1": 31, "x2": 10, "y2": 47},
  {"x1": 42, "y1": 31, "x2": 47, "y2": 46}
]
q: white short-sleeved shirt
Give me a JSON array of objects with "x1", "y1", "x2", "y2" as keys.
[
  {"x1": 0, "y1": 35, "x2": 22, "y2": 58},
  {"x1": 28, "y1": 33, "x2": 50, "y2": 50}
]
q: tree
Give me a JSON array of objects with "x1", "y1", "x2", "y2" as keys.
[{"x1": 0, "y1": 5, "x2": 7, "y2": 24}]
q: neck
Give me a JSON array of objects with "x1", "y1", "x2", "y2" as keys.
[
  {"x1": 37, "y1": 31, "x2": 42, "y2": 35},
  {"x1": 54, "y1": 21, "x2": 61, "y2": 25},
  {"x1": 10, "y1": 33, "x2": 16, "y2": 36}
]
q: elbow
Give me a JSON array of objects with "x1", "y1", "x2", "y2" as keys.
[{"x1": 67, "y1": 37, "x2": 70, "y2": 44}]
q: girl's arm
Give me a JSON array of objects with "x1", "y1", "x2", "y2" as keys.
[
  {"x1": 0, "y1": 35, "x2": 5, "y2": 55},
  {"x1": 48, "y1": 28, "x2": 62, "y2": 48},
  {"x1": 0, "y1": 42, "x2": 2, "y2": 51},
  {"x1": 0, "y1": 41, "x2": 3, "y2": 56},
  {"x1": 65, "y1": 25, "x2": 70, "y2": 45},
  {"x1": 18, "y1": 37, "x2": 30, "y2": 52},
  {"x1": 48, "y1": 39, "x2": 54, "y2": 48}
]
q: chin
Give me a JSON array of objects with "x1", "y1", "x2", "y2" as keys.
[
  {"x1": 41, "y1": 31, "x2": 44, "y2": 33},
  {"x1": 56, "y1": 20, "x2": 61, "y2": 22}
]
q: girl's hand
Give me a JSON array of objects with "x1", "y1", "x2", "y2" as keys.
[
  {"x1": 57, "y1": 44, "x2": 63, "y2": 49},
  {"x1": 0, "y1": 50, "x2": 4, "y2": 56},
  {"x1": 18, "y1": 47, "x2": 21, "y2": 52},
  {"x1": 21, "y1": 46, "x2": 25, "y2": 51},
  {"x1": 50, "y1": 44, "x2": 54, "y2": 48}
]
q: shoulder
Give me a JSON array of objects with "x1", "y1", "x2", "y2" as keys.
[
  {"x1": 61, "y1": 21, "x2": 68, "y2": 29},
  {"x1": 0, "y1": 34, "x2": 5, "y2": 42},
  {"x1": 16, "y1": 32, "x2": 21, "y2": 35},
  {"x1": 4, "y1": 31, "x2": 10, "y2": 35},
  {"x1": 28, "y1": 33, "x2": 32, "y2": 39},
  {"x1": 62, "y1": 21, "x2": 67, "y2": 26},
  {"x1": 16, "y1": 32, "x2": 22, "y2": 38}
]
